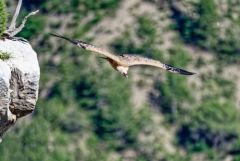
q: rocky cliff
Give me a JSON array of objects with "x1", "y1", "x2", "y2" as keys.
[{"x1": 0, "y1": 39, "x2": 40, "y2": 141}]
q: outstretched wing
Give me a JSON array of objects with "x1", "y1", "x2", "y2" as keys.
[
  {"x1": 50, "y1": 33, "x2": 120, "y2": 62},
  {"x1": 121, "y1": 55, "x2": 195, "y2": 75}
]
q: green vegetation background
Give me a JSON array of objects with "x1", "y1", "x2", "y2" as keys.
[
  {"x1": 0, "y1": 0, "x2": 240, "y2": 161},
  {"x1": 0, "y1": 0, "x2": 7, "y2": 37}
]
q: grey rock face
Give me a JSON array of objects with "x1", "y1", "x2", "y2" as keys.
[{"x1": 0, "y1": 39, "x2": 40, "y2": 140}]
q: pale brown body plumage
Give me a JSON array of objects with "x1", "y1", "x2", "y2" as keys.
[{"x1": 50, "y1": 33, "x2": 196, "y2": 77}]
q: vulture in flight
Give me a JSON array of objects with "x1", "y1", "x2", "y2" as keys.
[{"x1": 50, "y1": 33, "x2": 195, "y2": 77}]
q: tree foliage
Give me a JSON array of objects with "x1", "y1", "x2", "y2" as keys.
[
  {"x1": 172, "y1": 0, "x2": 217, "y2": 47},
  {"x1": 0, "y1": 0, "x2": 8, "y2": 37},
  {"x1": 171, "y1": 0, "x2": 240, "y2": 56},
  {"x1": 178, "y1": 100, "x2": 240, "y2": 150}
]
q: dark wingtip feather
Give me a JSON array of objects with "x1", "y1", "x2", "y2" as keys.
[
  {"x1": 178, "y1": 69, "x2": 196, "y2": 75},
  {"x1": 165, "y1": 64, "x2": 196, "y2": 76},
  {"x1": 49, "y1": 33, "x2": 79, "y2": 45}
]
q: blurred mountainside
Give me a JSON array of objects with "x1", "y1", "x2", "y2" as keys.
[{"x1": 1, "y1": 0, "x2": 240, "y2": 161}]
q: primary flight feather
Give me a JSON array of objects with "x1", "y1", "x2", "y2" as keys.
[{"x1": 50, "y1": 33, "x2": 196, "y2": 77}]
